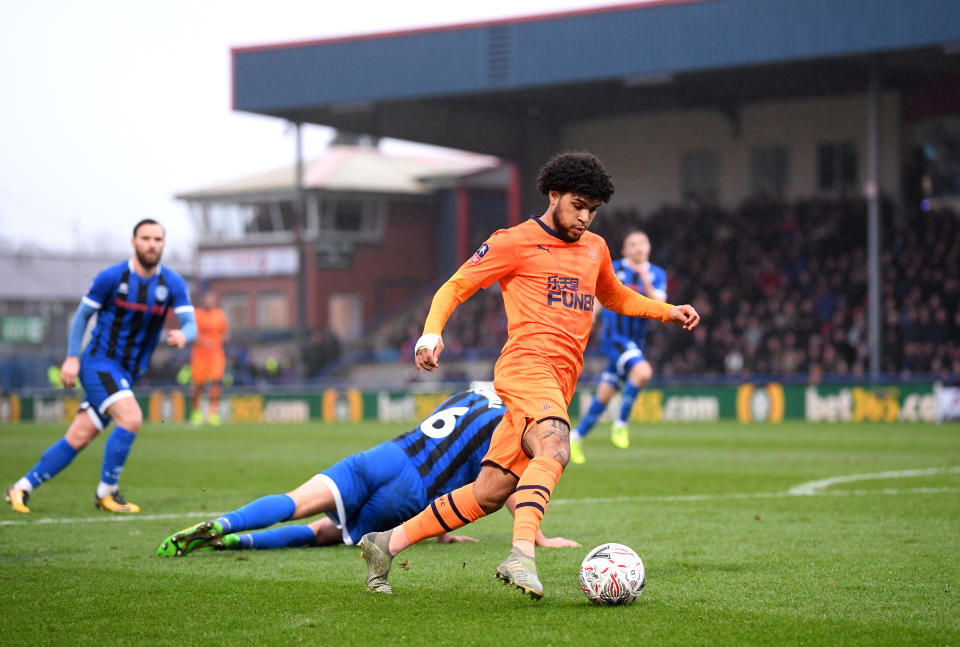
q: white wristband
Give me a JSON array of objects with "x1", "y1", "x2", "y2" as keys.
[{"x1": 415, "y1": 333, "x2": 442, "y2": 355}]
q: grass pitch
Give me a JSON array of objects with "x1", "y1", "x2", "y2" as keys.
[{"x1": 1, "y1": 419, "x2": 958, "y2": 646}]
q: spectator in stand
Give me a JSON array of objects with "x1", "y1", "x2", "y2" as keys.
[{"x1": 370, "y1": 199, "x2": 957, "y2": 383}]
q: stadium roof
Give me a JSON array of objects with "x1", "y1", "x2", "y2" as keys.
[
  {"x1": 0, "y1": 254, "x2": 107, "y2": 301},
  {"x1": 231, "y1": 0, "x2": 960, "y2": 155},
  {"x1": 177, "y1": 145, "x2": 499, "y2": 201},
  {"x1": 0, "y1": 254, "x2": 191, "y2": 302}
]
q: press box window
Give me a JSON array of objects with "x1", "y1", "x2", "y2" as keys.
[
  {"x1": 818, "y1": 141, "x2": 858, "y2": 192},
  {"x1": 750, "y1": 146, "x2": 790, "y2": 199},
  {"x1": 220, "y1": 293, "x2": 250, "y2": 331},
  {"x1": 681, "y1": 150, "x2": 720, "y2": 202},
  {"x1": 256, "y1": 292, "x2": 290, "y2": 329}
]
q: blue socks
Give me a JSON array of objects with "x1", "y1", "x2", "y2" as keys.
[
  {"x1": 619, "y1": 382, "x2": 642, "y2": 424},
  {"x1": 216, "y1": 494, "x2": 296, "y2": 533},
  {"x1": 216, "y1": 495, "x2": 314, "y2": 550},
  {"x1": 575, "y1": 397, "x2": 608, "y2": 438},
  {"x1": 575, "y1": 381, "x2": 645, "y2": 436},
  {"x1": 218, "y1": 495, "x2": 314, "y2": 549},
  {"x1": 100, "y1": 427, "x2": 137, "y2": 486},
  {"x1": 237, "y1": 525, "x2": 317, "y2": 549},
  {"x1": 24, "y1": 438, "x2": 78, "y2": 489},
  {"x1": 23, "y1": 428, "x2": 136, "y2": 495}
]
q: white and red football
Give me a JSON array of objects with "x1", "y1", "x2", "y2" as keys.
[{"x1": 578, "y1": 543, "x2": 646, "y2": 605}]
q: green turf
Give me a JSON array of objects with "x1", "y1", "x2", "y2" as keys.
[{"x1": 1, "y1": 420, "x2": 958, "y2": 646}]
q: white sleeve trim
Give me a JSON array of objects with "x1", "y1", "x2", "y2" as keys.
[
  {"x1": 174, "y1": 305, "x2": 195, "y2": 314},
  {"x1": 313, "y1": 473, "x2": 353, "y2": 545},
  {"x1": 82, "y1": 296, "x2": 102, "y2": 310},
  {"x1": 81, "y1": 402, "x2": 104, "y2": 432},
  {"x1": 98, "y1": 389, "x2": 135, "y2": 416},
  {"x1": 616, "y1": 348, "x2": 643, "y2": 374}
]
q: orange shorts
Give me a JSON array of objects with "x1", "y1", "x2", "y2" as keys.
[
  {"x1": 192, "y1": 352, "x2": 225, "y2": 385},
  {"x1": 483, "y1": 355, "x2": 574, "y2": 478}
]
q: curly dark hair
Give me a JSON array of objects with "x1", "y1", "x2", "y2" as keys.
[{"x1": 536, "y1": 151, "x2": 615, "y2": 203}]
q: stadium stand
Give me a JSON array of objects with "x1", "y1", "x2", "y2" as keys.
[{"x1": 359, "y1": 199, "x2": 958, "y2": 384}]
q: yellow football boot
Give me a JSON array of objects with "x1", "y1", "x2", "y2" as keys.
[
  {"x1": 4, "y1": 487, "x2": 30, "y2": 514},
  {"x1": 569, "y1": 436, "x2": 586, "y2": 464},
  {"x1": 95, "y1": 491, "x2": 141, "y2": 513},
  {"x1": 611, "y1": 421, "x2": 630, "y2": 450}
]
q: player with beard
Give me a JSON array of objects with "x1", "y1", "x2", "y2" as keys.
[
  {"x1": 359, "y1": 152, "x2": 700, "y2": 599},
  {"x1": 5, "y1": 219, "x2": 196, "y2": 514}
]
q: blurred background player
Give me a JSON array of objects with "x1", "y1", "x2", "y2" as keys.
[
  {"x1": 570, "y1": 230, "x2": 667, "y2": 463},
  {"x1": 190, "y1": 292, "x2": 229, "y2": 426},
  {"x1": 156, "y1": 388, "x2": 578, "y2": 554},
  {"x1": 4, "y1": 220, "x2": 196, "y2": 514},
  {"x1": 359, "y1": 152, "x2": 699, "y2": 599}
]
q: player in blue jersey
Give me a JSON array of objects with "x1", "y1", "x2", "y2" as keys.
[
  {"x1": 155, "y1": 388, "x2": 578, "y2": 555},
  {"x1": 4, "y1": 220, "x2": 196, "y2": 514},
  {"x1": 570, "y1": 230, "x2": 667, "y2": 463}
]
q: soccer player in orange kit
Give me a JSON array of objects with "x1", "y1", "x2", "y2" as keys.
[
  {"x1": 359, "y1": 152, "x2": 700, "y2": 599},
  {"x1": 190, "y1": 292, "x2": 228, "y2": 426}
]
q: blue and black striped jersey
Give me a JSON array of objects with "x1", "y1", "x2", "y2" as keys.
[
  {"x1": 81, "y1": 259, "x2": 193, "y2": 380},
  {"x1": 390, "y1": 388, "x2": 505, "y2": 500},
  {"x1": 599, "y1": 259, "x2": 667, "y2": 348}
]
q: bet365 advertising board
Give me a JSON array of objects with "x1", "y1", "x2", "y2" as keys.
[{"x1": 2, "y1": 383, "x2": 945, "y2": 424}]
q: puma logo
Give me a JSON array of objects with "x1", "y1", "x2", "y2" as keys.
[{"x1": 537, "y1": 245, "x2": 552, "y2": 254}]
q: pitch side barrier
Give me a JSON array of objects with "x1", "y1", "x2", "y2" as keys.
[{"x1": 2, "y1": 383, "x2": 950, "y2": 425}]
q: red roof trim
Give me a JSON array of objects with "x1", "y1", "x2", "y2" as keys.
[{"x1": 230, "y1": 0, "x2": 712, "y2": 55}]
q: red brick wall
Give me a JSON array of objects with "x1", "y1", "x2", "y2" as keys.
[
  {"x1": 207, "y1": 277, "x2": 296, "y2": 330},
  {"x1": 199, "y1": 197, "x2": 438, "y2": 336},
  {"x1": 308, "y1": 198, "x2": 437, "y2": 329}
]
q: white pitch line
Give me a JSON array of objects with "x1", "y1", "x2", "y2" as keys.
[
  {"x1": 552, "y1": 486, "x2": 960, "y2": 506},
  {"x1": 0, "y1": 510, "x2": 214, "y2": 527},
  {"x1": 3, "y1": 469, "x2": 958, "y2": 527},
  {"x1": 787, "y1": 466, "x2": 960, "y2": 496}
]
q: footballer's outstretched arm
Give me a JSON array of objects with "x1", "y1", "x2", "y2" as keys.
[
  {"x1": 596, "y1": 258, "x2": 700, "y2": 330},
  {"x1": 414, "y1": 272, "x2": 479, "y2": 372}
]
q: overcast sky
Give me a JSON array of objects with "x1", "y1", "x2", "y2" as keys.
[{"x1": 0, "y1": 0, "x2": 630, "y2": 261}]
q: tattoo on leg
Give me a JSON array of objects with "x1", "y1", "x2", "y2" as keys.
[
  {"x1": 540, "y1": 419, "x2": 570, "y2": 463},
  {"x1": 541, "y1": 418, "x2": 570, "y2": 440},
  {"x1": 523, "y1": 418, "x2": 573, "y2": 462}
]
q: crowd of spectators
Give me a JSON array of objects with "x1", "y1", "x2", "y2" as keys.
[
  {"x1": 142, "y1": 333, "x2": 337, "y2": 388},
  {"x1": 601, "y1": 198, "x2": 959, "y2": 381},
  {"x1": 372, "y1": 198, "x2": 958, "y2": 382},
  {"x1": 9, "y1": 199, "x2": 952, "y2": 390}
]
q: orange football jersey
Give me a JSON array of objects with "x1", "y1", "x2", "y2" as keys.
[
  {"x1": 457, "y1": 216, "x2": 623, "y2": 383},
  {"x1": 192, "y1": 307, "x2": 228, "y2": 355}
]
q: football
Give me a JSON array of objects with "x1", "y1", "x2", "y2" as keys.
[{"x1": 578, "y1": 543, "x2": 646, "y2": 605}]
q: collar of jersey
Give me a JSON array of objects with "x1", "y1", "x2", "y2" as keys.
[
  {"x1": 529, "y1": 215, "x2": 568, "y2": 242},
  {"x1": 128, "y1": 258, "x2": 162, "y2": 279}
]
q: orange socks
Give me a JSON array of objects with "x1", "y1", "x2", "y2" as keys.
[
  {"x1": 400, "y1": 457, "x2": 564, "y2": 546},
  {"x1": 402, "y1": 483, "x2": 486, "y2": 544},
  {"x1": 512, "y1": 456, "x2": 563, "y2": 545}
]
